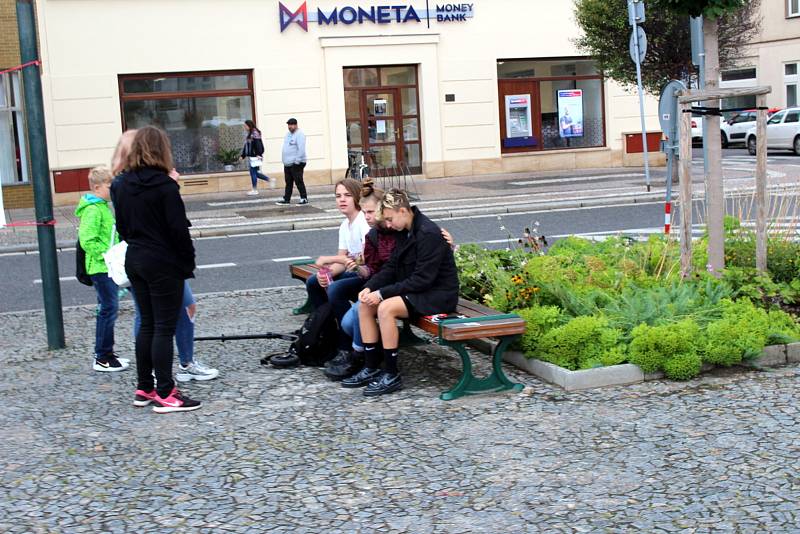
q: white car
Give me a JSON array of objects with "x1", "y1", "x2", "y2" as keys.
[
  {"x1": 721, "y1": 110, "x2": 757, "y2": 148},
  {"x1": 745, "y1": 107, "x2": 800, "y2": 155}
]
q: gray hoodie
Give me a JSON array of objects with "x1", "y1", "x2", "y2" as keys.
[{"x1": 281, "y1": 129, "x2": 307, "y2": 166}]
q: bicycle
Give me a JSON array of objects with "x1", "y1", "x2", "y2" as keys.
[{"x1": 345, "y1": 149, "x2": 372, "y2": 181}]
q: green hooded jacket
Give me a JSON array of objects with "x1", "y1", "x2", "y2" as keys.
[{"x1": 74, "y1": 194, "x2": 117, "y2": 275}]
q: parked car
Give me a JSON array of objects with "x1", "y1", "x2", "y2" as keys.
[
  {"x1": 745, "y1": 107, "x2": 800, "y2": 155},
  {"x1": 691, "y1": 114, "x2": 703, "y2": 145},
  {"x1": 721, "y1": 108, "x2": 781, "y2": 148}
]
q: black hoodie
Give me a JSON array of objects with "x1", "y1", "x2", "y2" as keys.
[{"x1": 111, "y1": 167, "x2": 195, "y2": 279}]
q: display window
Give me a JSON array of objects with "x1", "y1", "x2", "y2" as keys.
[
  {"x1": 119, "y1": 71, "x2": 255, "y2": 175},
  {"x1": 497, "y1": 58, "x2": 605, "y2": 153},
  {"x1": 0, "y1": 72, "x2": 29, "y2": 185}
]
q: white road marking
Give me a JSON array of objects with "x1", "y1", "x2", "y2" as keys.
[
  {"x1": 272, "y1": 256, "x2": 312, "y2": 262},
  {"x1": 0, "y1": 252, "x2": 25, "y2": 257},
  {"x1": 197, "y1": 263, "x2": 236, "y2": 269},
  {"x1": 33, "y1": 276, "x2": 76, "y2": 284},
  {"x1": 509, "y1": 173, "x2": 644, "y2": 186}
]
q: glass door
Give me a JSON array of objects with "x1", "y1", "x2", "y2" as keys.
[{"x1": 364, "y1": 89, "x2": 400, "y2": 175}]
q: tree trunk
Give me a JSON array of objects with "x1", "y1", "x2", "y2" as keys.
[
  {"x1": 679, "y1": 101, "x2": 693, "y2": 279},
  {"x1": 704, "y1": 17, "x2": 725, "y2": 276}
]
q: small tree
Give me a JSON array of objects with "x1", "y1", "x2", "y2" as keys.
[{"x1": 574, "y1": 0, "x2": 761, "y2": 95}]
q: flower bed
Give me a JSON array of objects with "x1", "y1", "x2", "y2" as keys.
[{"x1": 456, "y1": 218, "x2": 800, "y2": 381}]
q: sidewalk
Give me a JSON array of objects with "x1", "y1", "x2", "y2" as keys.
[
  {"x1": 1, "y1": 286, "x2": 798, "y2": 532},
  {"x1": 2, "y1": 158, "x2": 790, "y2": 253}
]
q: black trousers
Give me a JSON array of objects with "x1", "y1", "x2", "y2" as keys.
[
  {"x1": 126, "y1": 254, "x2": 184, "y2": 398},
  {"x1": 283, "y1": 162, "x2": 307, "y2": 201}
]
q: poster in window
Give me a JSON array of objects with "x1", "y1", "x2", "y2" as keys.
[
  {"x1": 504, "y1": 95, "x2": 532, "y2": 138},
  {"x1": 373, "y1": 99, "x2": 387, "y2": 116},
  {"x1": 557, "y1": 89, "x2": 584, "y2": 138}
]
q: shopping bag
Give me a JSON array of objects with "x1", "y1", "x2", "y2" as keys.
[{"x1": 102, "y1": 225, "x2": 130, "y2": 288}]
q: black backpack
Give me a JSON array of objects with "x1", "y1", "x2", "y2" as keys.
[
  {"x1": 75, "y1": 240, "x2": 93, "y2": 286},
  {"x1": 269, "y1": 302, "x2": 339, "y2": 368}
]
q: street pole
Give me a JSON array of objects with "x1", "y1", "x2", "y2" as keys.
[
  {"x1": 690, "y1": 17, "x2": 710, "y2": 206},
  {"x1": 628, "y1": 0, "x2": 651, "y2": 192},
  {"x1": 16, "y1": 0, "x2": 65, "y2": 349}
]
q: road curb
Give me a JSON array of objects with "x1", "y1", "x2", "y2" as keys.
[{"x1": 1, "y1": 193, "x2": 666, "y2": 253}]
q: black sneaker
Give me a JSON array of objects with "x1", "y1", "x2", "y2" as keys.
[
  {"x1": 275, "y1": 199, "x2": 291, "y2": 205},
  {"x1": 152, "y1": 389, "x2": 202, "y2": 414},
  {"x1": 324, "y1": 350, "x2": 363, "y2": 381},
  {"x1": 297, "y1": 198, "x2": 309, "y2": 205},
  {"x1": 342, "y1": 367, "x2": 382, "y2": 388},
  {"x1": 363, "y1": 372, "x2": 403, "y2": 397},
  {"x1": 93, "y1": 355, "x2": 129, "y2": 372}
]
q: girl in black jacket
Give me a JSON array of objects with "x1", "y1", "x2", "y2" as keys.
[
  {"x1": 111, "y1": 126, "x2": 200, "y2": 413},
  {"x1": 241, "y1": 120, "x2": 271, "y2": 195},
  {"x1": 354, "y1": 189, "x2": 459, "y2": 396}
]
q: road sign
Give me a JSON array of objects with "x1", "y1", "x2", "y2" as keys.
[
  {"x1": 629, "y1": 26, "x2": 647, "y2": 64},
  {"x1": 658, "y1": 79, "x2": 687, "y2": 147},
  {"x1": 627, "y1": 0, "x2": 645, "y2": 26}
]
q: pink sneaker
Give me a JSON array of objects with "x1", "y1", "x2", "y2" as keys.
[
  {"x1": 152, "y1": 389, "x2": 202, "y2": 414},
  {"x1": 133, "y1": 389, "x2": 159, "y2": 407}
]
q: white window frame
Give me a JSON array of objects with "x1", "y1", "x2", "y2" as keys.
[
  {"x1": 0, "y1": 72, "x2": 29, "y2": 185},
  {"x1": 790, "y1": 0, "x2": 800, "y2": 17},
  {"x1": 785, "y1": 62, "x2": 800, "y2": 108}
]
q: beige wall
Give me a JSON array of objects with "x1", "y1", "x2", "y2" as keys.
[{"x1": 38, "y1": 0, "x2": 662, "y2": 192}]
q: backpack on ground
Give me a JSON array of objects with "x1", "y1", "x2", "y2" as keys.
[
  {"x1": 268, "y1": 302, "x2": 339, "y2": 368},
  {"x1": 75, "y1": 240, "x2": 93, "y2": 286}
]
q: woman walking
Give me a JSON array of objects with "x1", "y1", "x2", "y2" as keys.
[
  {"x1": 111, "y1": 126, "x2": 201, "y2": 413},
  {"x1": 241, "y1": 119, "x2": 271, "y2": 196}
]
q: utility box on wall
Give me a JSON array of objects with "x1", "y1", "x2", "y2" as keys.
[
  {"x1": 53, "y1": 168, "x2": 91, "y2": 193},
  {"x1": 622, "y1": 132, "x2": 666, "y2": 167}
]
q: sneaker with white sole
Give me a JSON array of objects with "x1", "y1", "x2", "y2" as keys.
[
  {"x1": 297, "y1": 198, "x2": 309, "y2": 205},
  {"x1": 176, "y1": 360, "x2": 219, "y2": 382},
  {"x1": 246, "y1": 189, "x2": 259, "y2": 196},
  {"x1": 275, "y1": 199, "x2": 291, "y2": 205},
  {"x1": 152, "y1": 390, "x2": 201, "y2": 413},
  {"x1": 93, "y1": 355, "x2": 129, "y2": 372},
  {"x1": 133, "y1": 389, "x2": 159, "y2": 407}
]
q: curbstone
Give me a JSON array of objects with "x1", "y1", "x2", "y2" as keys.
[
  {"x1": 786, "y1": 342, "x2": 800, "y2": 364},
  {"x1": 562, "y1": 364, "x2": 644, "y2": 391},
  {"x1": 748, "y1": 344, "x2": 787, "y2": 367}
]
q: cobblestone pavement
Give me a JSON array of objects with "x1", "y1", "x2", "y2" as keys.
[{"x1": 1, "y1": 287, "x2": 799, "y2": 533}]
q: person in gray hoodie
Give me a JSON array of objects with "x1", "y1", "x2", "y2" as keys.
[{"x1": 276, "y1": 118, "x2": 309, "y2": 205}]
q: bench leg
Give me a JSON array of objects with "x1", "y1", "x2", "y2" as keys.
[
  {"x1": 398, "y1": 321, "x2": 426, "y2": 347},
  {"x1": 292, "y1": 298, "x2": 313, "y2": 316},
  {"x1": 439, "y1": 336, "x2": 524, "y2": 401}
]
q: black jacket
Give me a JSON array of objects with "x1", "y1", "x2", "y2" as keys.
[
  {"x1": 366, "y1": 207, "x2": 459, "y2": 315},
  {"x1": 241, "y1": 134, "x2": 265, "y2": 158},
  {"x1": 111, "y1": 167, "x2": 195, "y2": 279}
]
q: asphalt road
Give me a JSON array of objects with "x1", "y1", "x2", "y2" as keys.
[{"x1": 2, "y1": 200, "x2": 667, "y2": 313}]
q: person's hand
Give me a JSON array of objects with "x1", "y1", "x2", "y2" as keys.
[
  {"x1": 361, "y1": 290, "x2": 381, "y2": 306},
  {"x1": 358, "y1": 288, "x2": 372, "y2": 303},
  {"x1": 317, "y1": 271, "x2": 330, "y2": 288},
  {"x1": 345, "y1": 258, "x2": 358, "y2": 272},
  {"x1": 169, "y1": 168, "x2": 181, "y2": 182},
  {"x1": 441, "y1": 228, "x2": 454, "y2": 246},
  {"x1": 315, "y1": 256, "x2": 328, "y2": 267}
]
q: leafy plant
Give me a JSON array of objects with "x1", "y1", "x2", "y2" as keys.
[
  {"x1": 537, "y1": 316, "x2": 624, "y2": 371},
  {"x1": 215, "y1": 149, "x2": 241, "y2": 166},
  {"x1": 663, "y1": 353, "x2": 703, "y2": 381},
  {"x1": 628, "y1": 319, "x2": 703, "y2": 375},
  {"x1": 704, "y1": 299, "x2": 770, "y2": 366},
  {"x1": 515, "y1": 306, "x2": 564, "y2": 357}
]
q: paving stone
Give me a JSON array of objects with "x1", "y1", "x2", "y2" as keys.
[{"x1": 0, "y1": 287, "x2": 799, "y2": 532}]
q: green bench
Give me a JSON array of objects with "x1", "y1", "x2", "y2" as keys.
[{"x1": 289, "y1": 261, "x2": 525, "y2": 400}]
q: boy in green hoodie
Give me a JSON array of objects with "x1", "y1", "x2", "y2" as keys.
[{"x1": 75, "y1": 166, "x2": 129, "y2": 372}]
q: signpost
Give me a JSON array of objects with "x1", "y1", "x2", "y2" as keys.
[{"x1": 628, "y1": 0, "x2": 651, "y2": 191}]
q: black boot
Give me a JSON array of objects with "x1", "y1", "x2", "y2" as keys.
[
  {"x1": 363, "y1": 372, "x2": 403, "y2": 397},
  {"x1": 341, "y1": 367, "x2": 382, "y2": 388},
  {"x1": 323, "y1": 350, "x2": 364, "y2": 381}
]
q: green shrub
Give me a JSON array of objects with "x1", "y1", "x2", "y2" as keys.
[
  {"x1": 703, "y1": 299, "x2": 769, "y2": 366},
  {"x1": 766, "y1": 308, "x2": 800, "y2": 345},
  {"x1": 583, "y1": 345, "x2": 628, "y2": 369},
  {"x1": 628, "y1": 319, "x2": 702, "y2": 374},
  {"x1": 663, "y1": 353, "x2": 703, "y2": 381},
  {"x1": 537, "y1": 315, "x2": 623, "y2": 370},
  {"x1": 515, "y1": 305, "x2": 564, "y2": 357}
]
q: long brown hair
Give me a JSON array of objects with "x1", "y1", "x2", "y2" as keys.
[
  {"x1": 126, "y1": 126, "x2": 174, "y2": 172},
  {"x1": 334, "y1": 178, "x2": 362, "y2": 210}
]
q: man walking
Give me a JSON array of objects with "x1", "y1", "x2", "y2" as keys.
[{"x1": 277, "y1": 118, "x2": 309, "y2": 205}]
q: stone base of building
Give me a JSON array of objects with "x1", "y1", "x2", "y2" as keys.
[{"x1": 2, "y1": 184, "x2": 34, "y2": 209}]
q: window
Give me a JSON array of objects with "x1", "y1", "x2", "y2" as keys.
[
  {"x1": 790, "y1": 0, "x2": 800, "y2": 17},
  {"x1": 785, "y1": 62, "x2": 800, "y2": 107},
  {"x1": 785, "y1": 112, "x2": 799, "y2": 123},
  {"x1": 721, "y1": 68, "x2": 757, "y2": 82},
  {"x1": 768, "y1": 111, "x2": 785, "y2": 125},
  {"x1": 119, "y1": 71, "x2": 254, "y2": 175},
  {"x1": 0, "y1": 72, "x2": 29, "y2": 185},
  {"x1": 497, "y1": 58, "x2": 605, "y2": 153}
]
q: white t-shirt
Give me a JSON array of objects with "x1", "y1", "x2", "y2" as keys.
[{"x1": 338, "y1": 211, "x2": 370, "y2": 256}]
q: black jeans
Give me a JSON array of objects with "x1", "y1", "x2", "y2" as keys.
[
  {"x1": 283, "y1": 162, "x2": 307, "y2": 201},
  {"x1": 126, "y1": 254, "x2": 184, "y2": 398}
]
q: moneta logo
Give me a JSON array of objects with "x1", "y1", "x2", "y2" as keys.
[{"x1": 279, "y1": 1, "x2": 308, "y2": 32}]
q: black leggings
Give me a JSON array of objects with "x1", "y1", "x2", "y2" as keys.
[{"x1": 126, "y1": 257, "x2": 184, "y2": 398}]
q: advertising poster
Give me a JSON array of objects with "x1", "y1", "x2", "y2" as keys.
[
  {"x1": 504, "y1": 95, "x2": 532, "y2": 138},
  {"x1": 557, "y1": 89, "x2": 584, "y2": 138}
]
